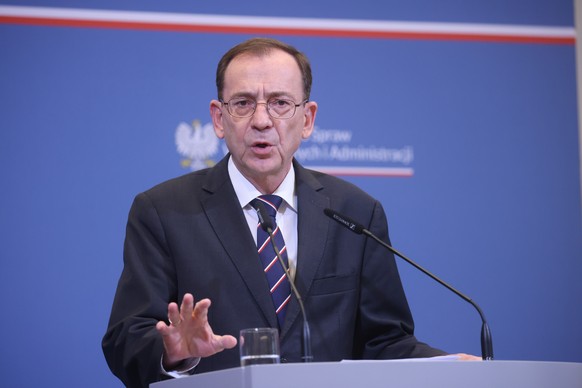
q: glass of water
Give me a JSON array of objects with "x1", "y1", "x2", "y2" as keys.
[{"x1": 239, "y1": 327, "x2": 281, "y2": 366}]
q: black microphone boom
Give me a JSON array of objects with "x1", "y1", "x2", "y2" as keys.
[
  {"x1": 254, "y1": 201, "x2": 313, "y2": 363},
  {"x1": 323, "y1": 208, "x2": 493, "y2": 360}
]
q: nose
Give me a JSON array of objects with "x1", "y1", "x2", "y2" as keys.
[{"x1": 250, "y1": 102, "x2": 273, "y2": 130}]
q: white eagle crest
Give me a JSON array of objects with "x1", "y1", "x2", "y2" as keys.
[{"x1": 175, "y1": 120, "x2": 220, "y2": 171}]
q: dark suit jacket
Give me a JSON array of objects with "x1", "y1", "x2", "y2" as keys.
[{"x1": 102, "y1": 156, "x2": 444, "y2": 387}]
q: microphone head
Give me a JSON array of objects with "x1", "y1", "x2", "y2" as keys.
[
  {"x1": 254, "y1": 200, "x2": 276, "y2": 232},
  {"x1": 323, "y1": 208, "x2": 365, "y2": 234}
]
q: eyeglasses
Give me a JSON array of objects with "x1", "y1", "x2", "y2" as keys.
[{"x1": 220, "y1": 97, "x2": 307, "y2": 119}]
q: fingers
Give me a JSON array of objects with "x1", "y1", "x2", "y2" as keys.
[
  {"x1": 164, "y1": 294, "x2": 212, "y2": 329},
  {"x1": 175, "y1": 293, "x2": 194, "y2": 326},
  {"x1": 178, "y1": 294, "x2": 212, "y2": 325},
  {"x1": 192, "y1": 298, "x2": 211, "y2": 323},
  {"x1": 167, "y1": 302, "x2": 181, "y2": 327},
  {"x1": 157, "y1": 294, "x2": 193, "y2": 334},
  {"x1": 156, "y1": 320, "x2": 173, "y2": 336},
  {"x1": 218, "y1": 334, "x2": 238, "y2": 350}
]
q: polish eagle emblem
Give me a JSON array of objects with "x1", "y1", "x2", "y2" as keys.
[{"x1": 175, "y1": 120, "x2": 220, "y2": 171}]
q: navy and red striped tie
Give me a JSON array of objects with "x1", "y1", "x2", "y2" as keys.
[{"x1": 251, "y1": 195, "x2": 291, "y2": 329}]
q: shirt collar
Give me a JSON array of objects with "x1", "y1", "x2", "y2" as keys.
[{"x1": 228, "y1": 156, "x2": 297, "y2": 211}]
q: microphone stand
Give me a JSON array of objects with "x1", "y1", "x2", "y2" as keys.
[
  {"x1": 363, "y1": 230, "x2": 493, "y2": 360},
  {"x1": 324, "y1": 208, "x2": 493, "y2": 360}
]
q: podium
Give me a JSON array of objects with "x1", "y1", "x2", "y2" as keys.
[{"x1": 151, "y1": 360, "x2": 582, "y2": 388}]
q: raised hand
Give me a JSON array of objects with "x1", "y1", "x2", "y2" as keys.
[{"x1": 156, "y1": 293, "x2": 238, "y2": 369}]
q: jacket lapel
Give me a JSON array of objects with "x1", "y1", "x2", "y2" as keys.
[
  {"x1": 201, "y1": 157, "x2": 278, "y2": 328},
  {"x1": 280, "y1": 161, "x2": 330, "y2": 338}
]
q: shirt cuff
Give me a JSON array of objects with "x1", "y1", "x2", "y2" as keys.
[{"x1": 160, "y1": 356, "x2": 201, "y2": 378}]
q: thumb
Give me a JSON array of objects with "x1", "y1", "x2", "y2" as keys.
[{"x1": 219, "y1": 335, "x2": 238, "y2": 350}]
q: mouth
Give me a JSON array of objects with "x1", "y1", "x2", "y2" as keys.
[
  {"x1": 251, "y1": 141, "x2": 274, "y2": 155},
  {"x1": 252, "y1": 140, "x2": 273, "y2": 148}
]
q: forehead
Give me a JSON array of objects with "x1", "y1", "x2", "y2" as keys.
[{"x1": 223, "y1": 50, "x2": 303, "y2": 97}]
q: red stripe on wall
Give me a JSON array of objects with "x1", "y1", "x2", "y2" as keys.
[{"x1": 0, "y1": 15, "x2": 575, "y2": 45}]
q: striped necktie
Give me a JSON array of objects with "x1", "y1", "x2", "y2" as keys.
[{"x1": 251, "y1": 195, "x2": 292, "y2": 329}]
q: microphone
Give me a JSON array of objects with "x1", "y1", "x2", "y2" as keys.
[
  {"x1": 254, "y1": 201, "x2": 313, "y2": 363},
  {"x1": 323, "y1": 208, "x2": 494, "y2": 360}
]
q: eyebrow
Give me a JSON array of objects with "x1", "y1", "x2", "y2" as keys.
[{"x1": 227, "y1": 91, "x2": 297, "y2": 100}]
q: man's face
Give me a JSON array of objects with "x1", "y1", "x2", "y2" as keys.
[{"x1": 210, "y1": 50, "x2": 317, "y2": 191}]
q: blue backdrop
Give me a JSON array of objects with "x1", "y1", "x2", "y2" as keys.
[{"x1": 0, "y1": 1, "x2": 580, "y2": 387}]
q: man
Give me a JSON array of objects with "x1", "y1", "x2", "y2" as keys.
[{"x1": 103, "y1": 37, "x2": 457, "y2": 388}]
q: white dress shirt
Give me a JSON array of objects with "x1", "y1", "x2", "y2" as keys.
[{"x1": 228, "y1": 156, "x2": 298, "y2": 279}]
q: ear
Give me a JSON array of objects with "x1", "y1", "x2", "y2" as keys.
[
  {"x1": 210, "y1": 100, "x2": 225, "y2": 139},
  {"x1": 301, "y1": 101, "x2": 318, "y2": 140}
]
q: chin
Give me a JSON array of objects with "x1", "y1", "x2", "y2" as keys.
[{"x1": 248, "y1": 158, "x2": 284, "y2": 175}]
